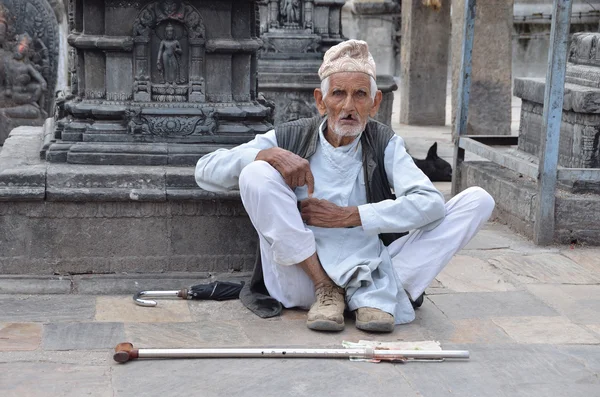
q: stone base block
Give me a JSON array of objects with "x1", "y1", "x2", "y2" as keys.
[
  {"x1": 459, "y1": 161, "x2": 600, "y2": 245},
  {"x1": 0, "y1": 126, "x2": 258, "y2": 275}
]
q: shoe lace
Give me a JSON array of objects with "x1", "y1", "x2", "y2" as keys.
[{"x1": 317, "y1": 285, "x2": 341, "y2": 306}]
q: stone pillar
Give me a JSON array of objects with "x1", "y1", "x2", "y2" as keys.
[
  {"x1": 82, "y1": 0, "x2": 105, "y2": 99},
  {"x1": 399, "y1": 0, "x2": 450, "y2": 126},
  {"x1": 451, "y1": 0, "x2": 513, "y2": 135}
]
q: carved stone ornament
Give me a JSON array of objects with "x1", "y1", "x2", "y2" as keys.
[{"x1": 124, "y1": 107, "x2": 218, "y2": 136}]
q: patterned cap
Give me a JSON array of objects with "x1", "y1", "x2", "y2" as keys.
[{"x1": 318, "y1": 40, "x2": 376, "y2": 80}]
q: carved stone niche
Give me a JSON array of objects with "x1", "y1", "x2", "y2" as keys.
[{"x1": 132, "y1": 1, "x2": 206, "y2": 103}]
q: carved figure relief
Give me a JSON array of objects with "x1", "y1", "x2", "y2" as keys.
[
  {"x1": 132, "y1": 0, "x2": 205, "y2": 102},
  {"x1": 283, "y1": 99, "x2": 314, "y2": 122},
  {"x1": 157, "y1": 24, "x2": 184, "y2": 84},
  {"x1": 281, "y1": 0, "x2": 301, "y2": 25}
]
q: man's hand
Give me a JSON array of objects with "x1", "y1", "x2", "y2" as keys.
[
  {"x1": 301, "y1": 198, "x2": 362, "y2": 228},
  {"x1": 255, "y1": 147, "x2": 314, "y2": 195}
]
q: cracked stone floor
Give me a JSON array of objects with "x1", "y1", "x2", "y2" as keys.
[{"x1": 1, "y1": 95, "x2": 599, "y2": 396}]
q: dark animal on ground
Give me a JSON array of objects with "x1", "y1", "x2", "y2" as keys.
[{"x1": 412, "y1": 142, "x2": 453, "y2": 182}]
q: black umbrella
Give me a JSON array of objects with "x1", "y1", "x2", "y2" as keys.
[{"x1": 133, "y1": 281, "x2": 245, "y2": 307}]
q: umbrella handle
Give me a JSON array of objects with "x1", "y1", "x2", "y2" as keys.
[{"x1": 133, "y1": 290, "x2": 187, "y2": 307}]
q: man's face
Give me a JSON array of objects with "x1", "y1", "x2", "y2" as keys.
[{"x1": 314, "y1": 72, "x2": 382, "y2": 138}]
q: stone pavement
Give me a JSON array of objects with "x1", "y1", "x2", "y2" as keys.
[
  {"x1": 1, "y1": 223, "x2": 599, "y2": 396},
  {"x1": 1, "y1": 93, "x2": 599, "y2": 396}
]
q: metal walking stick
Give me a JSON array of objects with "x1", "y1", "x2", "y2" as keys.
[{"x1": 113, "y1": 342, "x2": 469, "y2": 364}]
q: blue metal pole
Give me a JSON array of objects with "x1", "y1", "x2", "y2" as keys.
[
  {"x1": 451, "y1": 0, "x2": 477, "y2": 196},
  {"x1": 533, "y1": 0, "x2": 573, "y2": 245}
]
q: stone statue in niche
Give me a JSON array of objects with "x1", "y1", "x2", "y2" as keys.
[
  {"x1": 157, "y1": 24, "x2": 184, "y2": 84},
  {"x1": 281, "y1": 0, "x2": 301, "y2": 24},
  {"x1": 3, "y1": 34, "x2": 48, "y2": 108}
]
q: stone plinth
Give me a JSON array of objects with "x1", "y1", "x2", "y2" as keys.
[
  {"x1": 400, "y1": 0, "x2": 450, "y2": 126},
  {"x1": 451, "y1": 0, "x2": 513, "y2": 135},
  {"x1": 341, "y1": 0, "x2": 401, "y2": 76},
  {"x1": 515, "y1": 32, "x2": 600, "y2": 175},
  {"x1": 47, "y1": 0, "x2": 271, "y2": 166},
  {"x1": 459, "y1": 161, "x2": 600, "y2": 245},
  {"x1": 258, "y1": 0, "x2": 397, "y2": 126},
  {"x1": 0, "y1": 127, "x2": 257, "y2": 274}
]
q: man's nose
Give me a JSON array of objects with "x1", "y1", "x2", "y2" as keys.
[{"x1": 341, "y1": 95, "x2": 356, "y2": 114}]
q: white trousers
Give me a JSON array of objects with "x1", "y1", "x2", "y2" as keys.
[{"x1": 239, "y1": 160, "x2": 495, "y2": 310}]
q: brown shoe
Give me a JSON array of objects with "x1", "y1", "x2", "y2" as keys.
[
  {"x1": 355, "y1": 307, "x2": 395, "y2": 333},
  {"x1": 306, "y1": 284, "x2": 346, "y2": 331}
]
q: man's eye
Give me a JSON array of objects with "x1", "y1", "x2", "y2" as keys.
[
  {"x1": 356, "y1": 91, "x2": 367, "y2": 97},
  {"x1": 332, "y1": 90, "x2": 344, "y2": 97}
]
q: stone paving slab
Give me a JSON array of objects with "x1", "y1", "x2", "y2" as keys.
[
  {"x1": 111, "y1": 357, "x2": 421, "y2": 397},
  {"x1": 491, "y1": 316, "x2": 599, "y2": 345},
  {"x1": 124, "y1": 321, "x2": 249, "y2": 348},
  {"x1": 526, "y1": 284, "x2": 600, "y2": 325},
  {"x1": 43, "y1": 322, "x2": 126, "y2": 351},
  {"x1": 0, "y1": 295, "x2": 96, "y2": 322},
  {"x1": 0, "y1": 276, "x2": 71, "y2": 294},
  {"x1": 447, "y1": 319, "x2": 513, "y2": 344},
  {"x1": 0, "y1": 362, "x2": 112, "y2": 397},
  {"x1": 560, "y1": 248, "x2": 600, "y2": 275},
  {"x1": 95, "y1": 296, "x2": 192, "y2": 323},
  {"x1": 427, "y1": 291, "x2": 559, "y2": 320},
  {"x1": 0, "y1": 323, "x2": 41, "y2": 351},
  {"x1": 462, "y1": 228, "x2": 514, "y2": 250},
  {"x1": 436, "y1": 255, "x2": 517, "y2": 293},
  {"x1": 488, "y1": 253, "x2": 600, "y2": 284},
  {"x1": 398, "y1": 343, "x2": 600, "y2": 397}
]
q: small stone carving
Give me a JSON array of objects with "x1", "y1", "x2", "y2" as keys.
[
  {"x1": 281, "y1": 0, "x2": 301, "y2": 24},
  {"x1": 283, "y1": 99, "x2": 314, "y2": 122},
  {"x1": 157, "y1": 24, "x2": 184, "y2": 84},
  {"x1": 124, "y1": 107, "x2": 218, "y2": 136}
]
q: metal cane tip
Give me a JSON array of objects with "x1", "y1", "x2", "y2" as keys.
[
  {"x1": 115, "y1": 342, "x2": 134, "y2": 352},
  {"x1": 114, "y1": 350, "x2": 131, "y2": 363}
]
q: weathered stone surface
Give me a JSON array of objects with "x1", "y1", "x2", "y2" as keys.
[
  {"x1": 436, "y1": 255, "x2": 516, "y2": 293},
  {"x1": 125, "y1": 321, "x2": 249, "y2": 348},
  {"x1": 0, "y1": 362, "x2": 112, "y2": 397},
  {"x1": 0, "y1": 323, "x2": 42, "y2": 351},
  {"x1": 400, "y1": 344, "x2": 600, "y2": 397},
  {"x1": 0, "y1": 295, "x2": 95, "y2": 322},
  {"x1": 488, "y1": 253, "x2": 600, "y2": 284},
  {"x1": 448, "y1": 319, "x2": 514, "y2": 344},
  {"x1": 462, "y1": 228, "x2": 514, "y2": 250},
  {"x1": 43, "y1": 322, "x2": 125, "y2": 350},
  {"x1": 95, "y1": 296, "x2": 192, "y2": 323},
  {"x1": 492, "y1": 316, "x2": 599, "y2": 344},
  {"x1": 451, "y1": 0, "x2": 513, "y2": 135},
  {"x1": 400, "y1": 0, "x2": 450, "y2": 126},
  {"x1": 428, "y1": 291, "x2": 558, "y2": 320},
  {"x1": 526, "y1": 284, "x2": 600, "y2": 325},
  {"x1": 0, "y1": 275, "x2": 71, "y2": 294}
]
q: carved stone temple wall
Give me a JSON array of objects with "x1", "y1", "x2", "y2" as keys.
[
  {"x1": 257, "y1": 0, "x2": 397, "y2": 126},
  {"x1": 0, "y1": 0, "x2": 61, "y2": 144},
  {"x1": 0, "y1": 0, "x2": 273, "y2": 275}
]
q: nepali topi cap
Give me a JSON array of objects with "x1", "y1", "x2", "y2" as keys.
[{"x1": 318, "y1": 39, "x2": 376, "y2": 81}]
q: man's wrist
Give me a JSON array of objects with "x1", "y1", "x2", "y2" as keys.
[{"x1": 342, "y1": 206, "x2": 362, "y2": 227}]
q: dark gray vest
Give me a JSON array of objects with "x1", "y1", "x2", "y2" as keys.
[{"x1": 275, "y1": 115, "x2": 407, "y2": 246}]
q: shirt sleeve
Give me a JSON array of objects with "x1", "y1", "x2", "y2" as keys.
[
  {"x1": 357, "y1": 134, "x2": 446, "y2": 234},
  {"x1": 194, "y1": 129, "x2": 278, "y2": 192}
]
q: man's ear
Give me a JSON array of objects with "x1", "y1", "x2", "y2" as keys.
[
  {"x1": 314, "y1": 88, "x2": 327, "y2": 116},
  {"x1": 369, "y1": 90, "x2": 383, "y2": 117}
]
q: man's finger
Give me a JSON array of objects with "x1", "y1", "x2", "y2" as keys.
[{"x1": 306, "y1": 170, "x2": 315, "y2": 197}]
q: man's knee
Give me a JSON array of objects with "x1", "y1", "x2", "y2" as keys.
[
  {"x1": 463, "y1": 186, "x2": 495, "y2": 218},
  {"x1": 239, "y1": 160, "x2": 282, "y2": 194}
]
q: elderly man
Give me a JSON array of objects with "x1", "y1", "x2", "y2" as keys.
[{"x1": 196, "y1": 40, "x2": 494, "y2": 333}]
